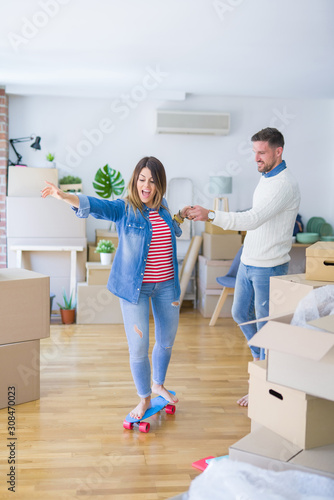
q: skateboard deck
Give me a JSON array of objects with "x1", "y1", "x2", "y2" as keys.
[{"x1": 123, "y1": 390, "x2": 176, "y2": 433}]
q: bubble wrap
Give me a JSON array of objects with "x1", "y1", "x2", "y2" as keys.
[
  {"x1": 290, "y1": 285, "x2": 334, "y2": 329},
  {"x1": 187, "y1": 459, "x2": 334, "y2": 500}
]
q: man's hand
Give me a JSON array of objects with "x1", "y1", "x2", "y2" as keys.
[{"x1": 187, "y1": 205, "x2": 210, "y2": 221}]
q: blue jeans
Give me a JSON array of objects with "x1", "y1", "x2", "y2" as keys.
[
  {"x1": 119, "y1": 279, "x2": 179, "y2": 398},
  {"x1": 232, "y1": 262, "x2": 289, "y2": 360}
]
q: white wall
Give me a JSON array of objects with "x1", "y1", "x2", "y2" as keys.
[{"x1": 8, "y1": 93, "x2": 334, "y2": 242}]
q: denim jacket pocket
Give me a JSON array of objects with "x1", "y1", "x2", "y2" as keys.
[{"x1": 124, "y1": 222, "x2": 145, "y2": 234}]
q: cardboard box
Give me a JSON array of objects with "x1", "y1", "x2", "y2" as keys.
[
  {"x1": 250, "y1": 313, "x2": 334, "y2": 401},
  {"x1": 229, "y1": 425, "x2": 302, "y2": 472},
  {"x1": 76, "y1": 282, "x2": 123, "y2": 324},
  {"x1": 289, "y1": 442, "x2": 334, "y2": 478},
  {"x1": 0, "y1": 269, "x2": 50, "y2": 345},
  {"x1": 197, "y1": 255, "x2": 232, "y2": 289},
  {"x1": 6, "y1": 197, "x2": 86, "y2": 238},
  {"x1": 204, "y1": 222, "x2": 237, "y2": 235},
  {"x1": 202, "y1": 232, "x2": 242, "y2": 260},
  {"x1": 197, "y1": 285, "x2": 233, "y2": 318},
  {"x1": 306, "y1": 241, "x2": 334, "y2": 281},
  {"x1": 0, "y1": 340, "x2": 40, "y2": 409},
  {"x1": 88, "y1": 243, "x2": 100, "y2": 262},
  {"x1": 269, "y1": 273, "x2": 329, "y2": 316},
  {"x1": 95, "y1": 229, "x2": 118, "y2": 248},
  {"x1": 248, "y1": 360, "x2": 334, "y2": 449},
  {"x1": 229, "y1": 426, "x2": 334, "y2": 479},
  {"x1": 86, "y1": 262, "x2": 111, "y2": 285},
  {"x1": 8, "y1": 166, "x2": 58, "y2": 197}
]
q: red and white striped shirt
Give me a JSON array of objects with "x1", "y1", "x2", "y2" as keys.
[{"x1": 142, "y1": 211, "x2": 174, "y2": 283}]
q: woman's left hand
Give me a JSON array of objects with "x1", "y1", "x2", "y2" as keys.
[{"x1": 179, "y1": 206, "x2": 193, "y2": 219}]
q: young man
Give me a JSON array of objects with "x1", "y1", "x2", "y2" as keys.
[{"x1": 186, "y1": 127, "x2": 301, "y2": 406}]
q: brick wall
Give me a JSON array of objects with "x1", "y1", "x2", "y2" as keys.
[{"x1": 0, "y1": 88, "x2": 8, "y2": 268}]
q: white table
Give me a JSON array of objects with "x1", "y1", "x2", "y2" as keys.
[{"x1": 10, "y1": 245, "x2": 85, "y2": 300}]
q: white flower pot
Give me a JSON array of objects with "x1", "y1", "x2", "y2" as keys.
[{"x1": 100, "y1": 253, "x2": 113, "y2": 265}]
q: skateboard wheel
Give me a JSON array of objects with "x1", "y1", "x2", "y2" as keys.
[
  {"x1": 123, "y1": 420, "x2": 134, "y2": 430},
  {"x1": 165, "y1": 404, "x2": 176, "y2": 415},
  {"x1": 139, "y1": 421, "x2": 150, "y2": 433}
]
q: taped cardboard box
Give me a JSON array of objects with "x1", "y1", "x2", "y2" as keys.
[
  {"x1": 0, "y1": 269, "x2": 50, "y2": 345},
  {"x1": 88, "y1": 244, "x2": 100, "y2": 262},
  {"x1": 248, "y1": 360, "x2": 334, "y2": 449},
  {"x1": 95, "y1": 229, "x2": 118, "y2": 248},
  {"x1": 86, "y1": 262, "x2": 111, "y2": 285},
  {"x1": 197, "y1": 285, "x2": 233, "y2": 318},
  {"x1": 202, "y1": 232, "x2": 242, "y2": 260},
  {"x1": 269, "y1": 273, "x2": 329, "y2": 316},
  {"x1": 197, "y1": 255, "x2": 232, "y2": 289},
  {"x1": 6, "y1": 197, "x2": 86, "y2": 238},
  {"x1": 76, "y1": 282, "x2": 123, "y2": 324},
  {"x1": 250, "y1": 313, "x2": 334, "y2": 401},
  {"x1": 204, "y1": 222, "x2": 237, "y2": 235},
  {"x1": 8, "y1": 166, "x2": 58, "y2": 197},
  {"x1": 229, "y1": 425, "x2": 334, "y2": 480},
  {"x1": 0, "y1": 340, "x2": 40, "y2": 409},
  {"x1": 305, "y1": 241, "x2": 334, "y2": 281}
]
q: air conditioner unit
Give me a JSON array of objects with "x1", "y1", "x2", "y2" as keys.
[{"x1": 156, "y1": 110, "x2": 230, "y2": 135}]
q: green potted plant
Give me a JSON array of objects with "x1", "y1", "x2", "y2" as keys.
[
  {"x1": 57, "y1": 289, "x2": 76, "y2": 324},
  {"x1": 46, "y1": 153, "x2": 56, "y2": 168},
  {"x1": 59, "y1": 175, "x2": 82, "y2": 193},
  {"x1": 95, "y1": 239, "x2": 116, "y2": 265}
]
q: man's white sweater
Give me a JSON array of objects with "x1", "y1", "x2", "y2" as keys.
[{"x1": 213, "y1": 168, "x2": 301, "y2": 267}]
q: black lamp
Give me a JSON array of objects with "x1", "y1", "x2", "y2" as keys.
[{"x1": 8, "y1": 135, "x2": 42, "y2": 166}]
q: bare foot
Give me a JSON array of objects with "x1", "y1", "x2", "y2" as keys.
[
  {"x1": 152, "y1": 383, "x2": 179, "y2": 404},
  {"x1": 130, "y1": 396, "x2": 151, "y2": 419},
  {"x1": 237, "y1": 394, "x2": 248, "y2": 407}
]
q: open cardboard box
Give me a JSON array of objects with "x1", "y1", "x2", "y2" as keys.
[
  {"x1": 246, "y1": 313, "x2": 334, "y2": 401},
  {"x1": 269, "y1": 273, "x2": 329, "y2": 316},
  {"x1": 229, "y1": 425, "x2": 334, "y2": 480}
]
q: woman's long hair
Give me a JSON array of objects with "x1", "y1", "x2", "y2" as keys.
[{"x1": 126, "y1": 156, "x2": 167, "y2": 214}]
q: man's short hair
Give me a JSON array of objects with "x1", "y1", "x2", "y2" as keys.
[{"x1": 251, "y1": 127, "x2": 284, "y2": 148}]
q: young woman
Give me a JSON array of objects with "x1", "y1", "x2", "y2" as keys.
[{"x1": 41, "y1": 156, "x2": 188, "y2": 419}]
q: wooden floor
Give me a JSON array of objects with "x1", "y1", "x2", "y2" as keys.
[{"x1": 0, "y1": 306, "x2": 252, "y2": 500}]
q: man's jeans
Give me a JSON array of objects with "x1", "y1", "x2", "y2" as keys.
[{"x1": 232, "y1": 261, "x2": 289, "y2": 360}]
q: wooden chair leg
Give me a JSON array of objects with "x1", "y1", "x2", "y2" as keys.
[{"x1": 209, "y1": 287, "x2": 234, "y2": 327}]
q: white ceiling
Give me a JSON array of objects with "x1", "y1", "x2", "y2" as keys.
[{"x1": 0, "y1": 0, "x2": 333, "y2": 100}]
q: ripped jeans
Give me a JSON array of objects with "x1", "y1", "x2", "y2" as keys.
[
  {"x1": 232, "y1": 261, "x2": 289, "y2": 360},
  {"x1": 119, "y1": 279, "x2": 179, "y2": 398}
]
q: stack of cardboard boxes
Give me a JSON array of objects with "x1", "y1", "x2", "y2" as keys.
[
  {"x1": 197, "y1": 223, "x2": 243, "y2": 318},
  {"x1": 76, "y1": 229, "x2": 122, "y2": 324},
  {"x1": 0, "y1": 268, "x2": 50, "y2": 409},
  {"x1": 6, "y1": 166, "x2": 87, "y2": 310},
  {"x1": 229, "y1": 241, "x2": 334, "y2": 479}
]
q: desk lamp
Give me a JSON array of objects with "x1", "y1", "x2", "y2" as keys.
[
  {"x1": 209, "y1": 175, "x2": 232, "y2": 212},
  {"x1": 8, "y1": 135, "x2": 41, "y2": 166}
]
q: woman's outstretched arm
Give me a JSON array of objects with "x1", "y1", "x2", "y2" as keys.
[{"x1": 41, "y1": 181, "x2": 80, "y2": 208}]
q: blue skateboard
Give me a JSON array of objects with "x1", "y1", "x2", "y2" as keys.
[{"x1": 123, "y1": 391, "x2": 176, "y2": 433}]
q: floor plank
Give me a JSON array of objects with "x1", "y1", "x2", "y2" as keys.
[{"x1": 0, "y1": 307, "x2": 252, "y2": 499}]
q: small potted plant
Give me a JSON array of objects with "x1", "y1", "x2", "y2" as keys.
[
  {"x1": 59, "y1": 175, "x2": 82, "y2": 193},
  {"x1": 95, "y1": 239, "x2": 116, "y2": 265},
  {"x1": 46, "y1": 153, "x2": 56, "y2": 168},
  {"x1": 57, "y1": 289, "x2": 76, "y2": 324}
]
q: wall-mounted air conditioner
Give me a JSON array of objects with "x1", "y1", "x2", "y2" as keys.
[{"x1": 156, "y1": 110, "x2": 230, "y2": 135}]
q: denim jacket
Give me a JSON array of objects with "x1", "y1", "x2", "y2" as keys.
[{"x1": 73, "y1": 195, "x2": 182, "y2": 304}]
